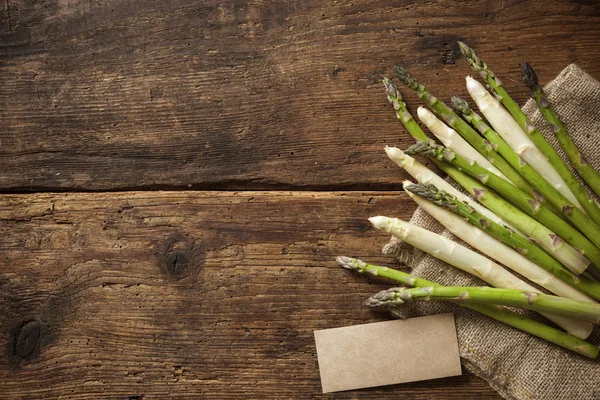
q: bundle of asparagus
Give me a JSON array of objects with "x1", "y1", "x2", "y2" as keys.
[{"x1": 340, "y1": 43, "x2": 600, "y2": 359}]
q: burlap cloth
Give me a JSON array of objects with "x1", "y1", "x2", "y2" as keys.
[{"x1": 382, "y1": 64, "x2": 600, "y2": 400}]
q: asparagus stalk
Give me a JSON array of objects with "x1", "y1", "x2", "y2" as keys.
[
  {"x1": 337, "y1": 257, "x2": 598, "y2": 359},
  {"x1": 416, "y1": 106, "x2": 508, "y2": 180},
  {"x1": 385, "y1": 147, "x2": 590, "y2": 275},
  {"x1": 465, "y1": 76, "x2": 582, "y2": 210},
  {"x1": 368, "y1": 216, "x2": 593, "y2": 338},
  {"x1": 366, "y1": 286, "x2": 600, "y2": 324},
  {"x1": 451, "y1": 96, "x2": 574, "y2": 221},
  {"x1": 522, "y1": 61, "x2": 600, "y2": 200},
  {"x1": 382, "y1": 79, "x2": 517, "y2": 229},
  {"x1": 405, "y1": 181, "x2": 600, "y2": 300},
  {"x1": 458, "y1": 42, "x2": 600, "y2": 224},
  {"x1": 393, "y1": 66, "x2": 535, "y2": 196},
  {"x1": 383, "y1": 78, "x2": 429, "y2": 143},
  {"x1": 406, "y1": 141, "x2": 600, "y2": 275},
  {"x1": 385, "y1": 147, "x2": 513, "y2": 227},
  {"x1": 381, "y1": 80, "x2": 590, "y2": 273}
]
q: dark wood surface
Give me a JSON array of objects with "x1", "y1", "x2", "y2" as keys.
[
  {"x1": 1, "y1": 0, "x2": 599, "y2": 398},
  {"x1": 1, "y1": 0, "x2": 600, "y2": 191},
  {"x1": 0, "y1": 191, "x2": 498, "y2": 399}
]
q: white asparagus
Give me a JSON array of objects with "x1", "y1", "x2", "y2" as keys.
[
  {"x1": 384, "y1": 146, "x2": 517, "y2": 231},
  {"x1": 369, "y1": 216, "x2": 593, "y2": 339},
  {"x1": 385, "y1": 146, "x2": 588, "y2": 273},
  {"x1": 465, "y1": 76, "x2": 582, "y2": 210},
  {"x1": 402, "y1": 180, "x2": 596, "y2": 304},
  {"x1": 417, "y1": 106, "x2": 508, "y2": 181}
]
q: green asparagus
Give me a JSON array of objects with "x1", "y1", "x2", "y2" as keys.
[
  {"x1": 405, "y1": 182, "x2": 600, "y2": 299},
  {"x1": 406, "y1": 141, "x2": 600, "y2": 276},
  {"x1": 522, "y1": 61, "x2": 600, "y2": 201},
  {"x1": 393, "y1": 65, "x2": 535, "y2": 196},
  {"x1": 381, "y1": 84, "x2": 590, "y2": 275},
  {"x1": 337, "y1": 256, "x2": 598, "y2": 359},
  {"x1": 451, "y1": 96, "x2": 578, "y2": 222},
  {"x1": 365, "y1": 286, "x2": 600, "y2": 324},
  {"x1": 458, "y1": 41, "x2": 600, "y2": 225}
]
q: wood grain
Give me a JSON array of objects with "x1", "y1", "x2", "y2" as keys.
[
  {"x1": 1, "y1": 0, "x2": 599, "y2": 191},
  {"x1": 0, "y1": 191, "x2": 500, "y2": 399}
]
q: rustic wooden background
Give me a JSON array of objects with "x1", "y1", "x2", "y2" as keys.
[{"x1": 1, "y1": 0, "x2": 599, "y2": 398}]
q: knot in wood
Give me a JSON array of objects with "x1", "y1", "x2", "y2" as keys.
[
  {"x1": 14, "y1": 320, "x2": 41, "y2": 358},
  {"x1": 165, "y1": 251, "x2": 188, "y2": 277}
]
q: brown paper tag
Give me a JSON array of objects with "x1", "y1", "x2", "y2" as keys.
[{"x1": 314, "y1": 313, "x2": 461, "y2": 393}]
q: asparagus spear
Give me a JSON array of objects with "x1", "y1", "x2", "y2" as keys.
[
  {"x1": 382, "y1": 79, "x2": 516, "y2": 228},
  {"x1": 385, "y1": 147, "x2": 590, "y2": 275},
  {"x1": 368, "y1": 216, "x2": 593, "y2": 338},
  {"x1": 393, "y1": 66, "x2": 535, "y2": 196},
  {"x1": 458, "y1": 42, "x2": 600, "y2": 224},
  {"x1": 406, "y1": 141, "x2": 600, "y2": 275},
  {"x1": 386, "y1": 147, "x2": 514, "y2": 228},
  {"x1": 522, "y1": 61, "x2": 600, "y2": 200},
  {"x1": 381, "y1": 80, "x2": 589, "y2": 273},
  {"x1": 366, "y1": 286, "x2": 600, "y2": 324},
  {"x1": 337, "y1": 257, "x2": 598, "y2": 359},
  {"x1": 416, "y1": 106, "x2": 508, "y2": 180},
  {"x1": 405, "y1": 181, "x2": 600, "y2": 300},
  {"x1": 451, "y1": 95, "x2": 576, "y2": 221},
  {"x1": 465, "y1": 76, "x2": 581, "y2": 210}
]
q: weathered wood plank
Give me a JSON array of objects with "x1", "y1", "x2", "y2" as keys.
[
  {"x1": 1, "y1": 0, "x2": 599, "y2": 191},
  {"x1": 0, "y1": 191, "x2": 500, "y2": 399}
]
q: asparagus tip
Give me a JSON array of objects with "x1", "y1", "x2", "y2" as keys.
[
  {"x1": 336, "y1": 256, "x2": 366, "y2": 271},
  {"x1": 404, "y1": 141, "x2": 435, "y2": 157},
  {"x1": 465, "y1": 76, "x2": 491, "y2": 103},
  {"x1": 450, "y1": 95, "x2": 471, "y2": 115},
  {"x1": 368, "y1": 216, "x2": 392, "y2": 232},
  {"x1": 385, "y1": 146, "x2": 412, "y2": 167},
  {"x1": 457, "y1": 41, "x2": 481, "y2": 69},
  {"x1": 364, "y1": 287, "x2": 405, "y2": 308},
  {"x1": 457, "y1": 40, "x2": 470, "y2": 56},
  {"x1": 521, "y1": 61, "x2": 540, "y2": 91},
  {"x1": 394, "y1": 65, "x2": 418, "y2": 89},
  {"x1": 382, "y1": 77, "x2": 402, "y2": 101},
  {"x1": 404, "y1": 182, "x2": 454, "y2": 209}
]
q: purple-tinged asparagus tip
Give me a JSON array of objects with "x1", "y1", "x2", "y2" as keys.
[{"x1": 521, "y1": 61, "x2": 540, "y2": 91}]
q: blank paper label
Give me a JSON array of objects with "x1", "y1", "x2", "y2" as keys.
[{"x1": 314, "y1": 313, "x2": 462, "y2": 393}]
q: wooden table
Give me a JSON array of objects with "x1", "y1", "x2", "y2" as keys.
[{"x1": 1, "y1": 1, "x2": 599, "y2": 398}]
